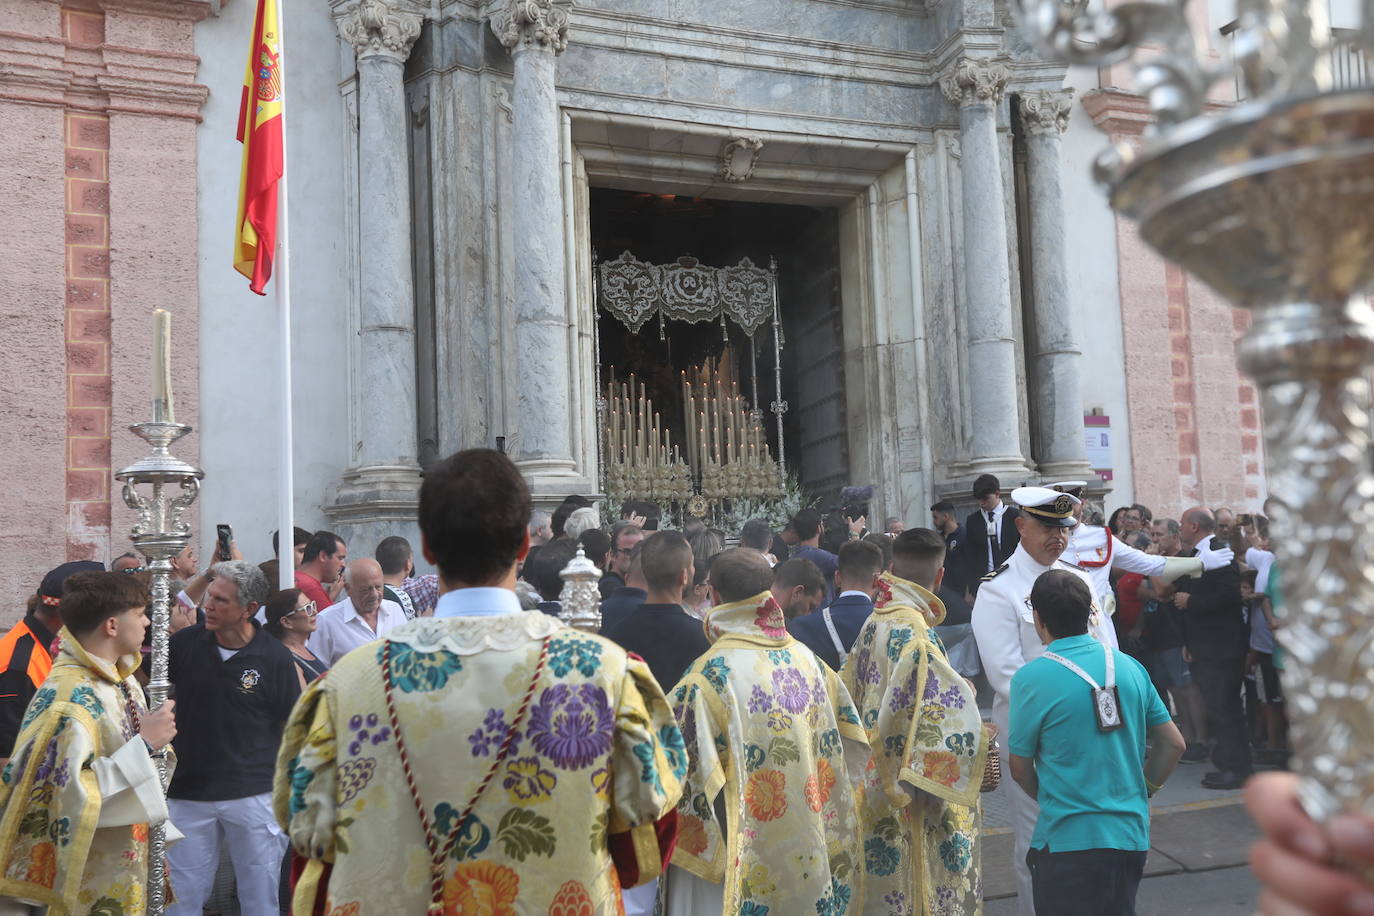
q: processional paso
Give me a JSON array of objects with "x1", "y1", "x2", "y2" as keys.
[
  {"x1": 1008, "y1": 0, "x2": 1374, "y2": 838},
  {"x1": 596, "y1": 251, "x2": 788, "y2": 519}
]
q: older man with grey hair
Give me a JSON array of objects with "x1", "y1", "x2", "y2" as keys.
[
  {"x1": 308, "y1": 556, "x2": 407, "y2": 665},
  {"x1": 165, "y1": 560, "x2": 301, "y2": 916}
]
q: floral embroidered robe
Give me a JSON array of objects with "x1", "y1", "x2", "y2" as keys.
[
  {"x1": 273, "y1": 611, "x2": 686, "y2": 915},
  {"x1": 0, "y1": 629, "x2": 172, "y2": 916},
  {"x1": 843, "y1": 574, "x2": 986, "y2": 916},
  {"x1": 670, "y1": 592, "x2": 872, "y2": 916}
]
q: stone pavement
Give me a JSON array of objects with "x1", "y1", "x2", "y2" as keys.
[{"x1": 980, "y1": 758, "x2": 1262, "y2": 913}]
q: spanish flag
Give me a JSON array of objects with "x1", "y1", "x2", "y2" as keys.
[{"x1": 233, "y1": 0, "x2": 284, "y2": 295}]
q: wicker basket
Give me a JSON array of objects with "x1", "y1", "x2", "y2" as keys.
[{"x1": 980, "y1": 721, "x2": 1001, "y2": 793}]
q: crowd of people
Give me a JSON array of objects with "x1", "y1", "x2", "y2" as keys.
[{"x1": 0, "y1": 450, "x2": 1336, "y2": 916}]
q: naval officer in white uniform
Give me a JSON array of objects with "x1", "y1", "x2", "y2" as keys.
[
  {"x1": 1049, "y1": 481, "x2": 1234, "y2": 623},
  {"x1": 971, "y1": 486, "x2": 1117, "y2": 916}
]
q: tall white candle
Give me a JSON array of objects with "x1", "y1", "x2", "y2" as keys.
[{"x1": 153, "y1": 309, "x2": 174, "y2": 424}]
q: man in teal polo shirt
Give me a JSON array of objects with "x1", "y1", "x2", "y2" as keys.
[{"x1": 1009, "y1": 569, "x2": 1186, "y2": 915}]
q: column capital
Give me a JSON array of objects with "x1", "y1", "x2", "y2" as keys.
[
  {"x1": 490, "y1": 0, "x2": 571, "y2": 54},
  {"x1": 1018, "y1": 88, "x2": 1075, "y2": 135},
  {"x1": 939, "y1": 56, "x2": 1011, "y2": 108},
  {"x1": 334, "y1": 0, "x2": 424, "y2": 63}
]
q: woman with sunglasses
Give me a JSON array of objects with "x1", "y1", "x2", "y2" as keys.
[{"x1": 263, "y1": 588, "x2": 328, "y2": 689}]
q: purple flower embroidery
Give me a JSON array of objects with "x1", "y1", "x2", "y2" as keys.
[
  {"x1": 922, "y1": 670, "x2": 942, "y2": 701},
  {"x1": 527, "y1": 683, "x2": 614, "y2": 769},
  {"x1": 888, "y1": 682, "x2": 915, "y2": 713},
  {"x1": 855, "y1": 651, "x2": 881, "y2": 687},
  {"x1": 468, "y1": 708, "x2": 517, "y2": 757},
  {"x1": 772, "y1": 667, "x2": 811, "y2": 714},
  {"x1": 748, "y1": 685, "x2": 773, "y2": 714},
  {"x1": 938, "y1": 685, "x2": 967, "y2": 710}
]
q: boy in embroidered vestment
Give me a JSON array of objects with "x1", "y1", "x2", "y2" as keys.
[
  {"x1": 274, "y1": 449, "x2": 685, "y2": 914},
  {"x1": 843, "y1": 528, "x2": 987, "y2": 916},
  {"x1": 667, "y1": 547, "x2": 873, "y2": 916},
  {"x1": 0, "y1": 571, "x2": 178, "y2": 915}
]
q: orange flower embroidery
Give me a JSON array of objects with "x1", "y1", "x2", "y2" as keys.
[
  {"x1": 131, "y1": 823, "x2": 149, "y2": 844},
  {"x1": 922, "y1": 750, "x2": 962, "y2": 787},
  {"x1": 548, "y1": 879, "x2": 594, "y2": 916},
  {"x1": 744, "y1": 768, "x2": 788, "y2": 822},
  {"x1": 25, "y1": 842, "x2": 56, "y2": 888},
  {"x1": 443, "y1": 861, "x2": 520, "y2": 915},
  {"x1": 804, "y1": 758, "x2": 837, "y2": 811},
  {"x1": 326, "y1": 904, "x2": 360, "y2": 916},
  {"x1": 678, "y1": 814, "x2": 710, "y2": 855}
]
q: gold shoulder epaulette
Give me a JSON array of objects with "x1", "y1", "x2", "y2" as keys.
[{"x1": 981, "y1": 562, "x2": 1009, "y2": 582}]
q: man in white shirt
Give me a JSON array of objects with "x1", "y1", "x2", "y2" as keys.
[{"x1": 307, "y1": 558, "x2": 406, "y2": 664}]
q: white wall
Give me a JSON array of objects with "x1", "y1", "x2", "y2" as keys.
[
  {"x1": 194, "y1": 5, "x2": 352, "y2": 565},
  {"x1": 1060, "y1": 67, "x2": 1137, "y2": 512}
]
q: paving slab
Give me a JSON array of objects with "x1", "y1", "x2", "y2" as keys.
[{"x1": 1148, "y1": 801, "x2": 1258, "y2": 872}]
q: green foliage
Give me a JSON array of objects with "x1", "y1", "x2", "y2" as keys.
[{"x1": 496, "y1": 808, "x2": 556, "y2": 861}]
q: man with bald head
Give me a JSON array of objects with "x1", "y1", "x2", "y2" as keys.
[
  {"x1": 307, "y1": 556, "x2": 408, "y2": 664},
  {"x1": 1173, "y1": 506, "x2": 1251, "y2": 789}
]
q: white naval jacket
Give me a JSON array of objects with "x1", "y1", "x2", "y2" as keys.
[
  {"x1": 1066, "y1": 523, "x2": 1168, "y2": 617},
  {"x1": 970, "y1": 543, "x2": 1118, "y2": 726}
]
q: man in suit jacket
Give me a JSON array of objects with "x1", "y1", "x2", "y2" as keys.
[
  {"x1": 964, "y1": 473, "x2": 1021, "y2": 592},
  {"x1": 789, "y1": 539, "x2": 884, "y2": 670}
]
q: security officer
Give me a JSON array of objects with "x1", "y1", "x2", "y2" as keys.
[
  {"x1": 1050, "y1": 481, "x2": 1234, "y2": 621},
  {"x1": 971, "y1": 486, "x2": 1114, "y2": 916}
]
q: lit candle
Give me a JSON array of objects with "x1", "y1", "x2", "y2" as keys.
[{"x1": 153, "y1": 309, "x2": 174, "y2": 424}]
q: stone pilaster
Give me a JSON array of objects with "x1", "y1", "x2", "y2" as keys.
[
  {"x1": 940, "y1": 57, "x2": 1029, "y2": 477},
  {"x1": 491, "y1": 0, "x2": 586, "y2": 495},
  {"x1": 1018, "y1": 88, "x2": 1094, "y2": 481},
  {"x1": 327, "y1": 0, "x2": 426, "y2": 548}
]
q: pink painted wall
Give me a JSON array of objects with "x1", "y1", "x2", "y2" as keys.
[
  {"x1": 0, "y1": 0, "x2": 207, "y2": 625},
  {"x1": 1084, "y1": 89, "x2": 1267, "y2": 520}
]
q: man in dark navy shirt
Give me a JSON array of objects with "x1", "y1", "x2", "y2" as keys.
[
  {"x1": 599, "y1": 540, "x2": 648, "y2": 635},
  {"x1": 604, "y1": 531, "x2": 710, "y2": 692},
  {"x1": 165, "y1": 561, "x2": 299, "y2": 916},
  {"x1": 789, "y1": 540, "x2": 883, "y2": 670}
]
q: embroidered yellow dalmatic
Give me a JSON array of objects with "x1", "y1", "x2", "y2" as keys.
[
  {"x1": 273, "y1": 612, "x2": 685, "y2": 915},
  {"x1": 669, "y1": 592, "x2": 872, "y2": 916},
  {"x1": 843, "y1": 574, "x2": 986, "y2": 916},
  {"x1": 0, "y1": 629, "x2": 173, "y2": 916}
]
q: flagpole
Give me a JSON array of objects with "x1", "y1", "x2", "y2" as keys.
[{"x1": 275, "y1": 0, "x2": 294, "y2": 590}]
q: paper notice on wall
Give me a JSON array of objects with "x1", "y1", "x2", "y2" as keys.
[{"x1": 1084, "y1": 414, "x2": 1113, "y2": 482}]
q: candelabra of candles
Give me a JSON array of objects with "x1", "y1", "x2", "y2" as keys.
[
  {"x1": 681, "y1": 364, "x2": 782, "y2": 501},
  {"x1": 602, "y1": 371, "x2": 693, "y2": 502}
]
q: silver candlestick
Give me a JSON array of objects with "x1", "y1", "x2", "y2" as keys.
[
  {"x1": 1008, "y1": 0, "x2": 1374, "y2": 826},
  {"x1": 116, "y1": 420, "x2": 203, "y2": 915},
  {"x1": 558, "y1": 545, "x2": 603, "y2": 632}
]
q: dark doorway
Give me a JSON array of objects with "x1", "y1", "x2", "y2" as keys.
[{"x1": 590, "y1": 188, "x2": 850, "y2": 500}]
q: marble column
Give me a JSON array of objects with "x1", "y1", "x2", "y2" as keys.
[
  {"x1": 329, "y1": 0, "x2": 425, "y2": 548},
  {"x1": 940, "y1": 57, "x2": 1029, "y2": 477},
  {"x1": 1018, "y1": 89, "x2": 1094, "y2": 480},
  {"x1": 491, "y1": 0, "x2": 581, "y2": 490}
]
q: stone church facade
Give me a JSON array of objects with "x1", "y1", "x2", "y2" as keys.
[{"x1": 0, "y1": 0, "x2": 1268, "y2": 613}]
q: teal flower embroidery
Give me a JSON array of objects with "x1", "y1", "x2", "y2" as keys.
[
  {"x1": 20, "y1": 688, "x2": 56, "y2": 731},
  {"x1": 939, "y1": 833, "x2": 972, "y2": 873},
  {"x1": 382, "y1": 641, "x2": 463, "y2": 692},
  {"x1": 548, "y1": 635, "x2": 602, "y2": 678},
  {"x1": 434, "y1": 806, "x2": 490, "y2": 860},
  {"x1": 945, "y1": 731, "x2": 978, "y2": 758},
  {"x1": 49, "y1": 816, "x2": 72, "y2": 847},
  {"x1": 288, "y1": 757, "x2": 314, "y2": 818},
  {"x1": 837, "y1": 702, "x2": 862, "y2": 726},
  {"x1": 68, "y1": 685, "x2": 104, "y2": 719},
  {"x1": 742, "y1": 903, "x2": 770, "y2": 916},
  {"x1": 883, "y1": 734, "x2": 907, "y2": 759},
  {"x1": 659, "y1": 724, "x2": 688, "y2": 780},
  {"x1": 766, "y1": 649, "x2": 792, "y2": 666},
  {"x1": 702, "y1": 657, "x2": 730, "y2": 691},
  {"x1": 818, "y1": 728, "x2": 841, "y2": 759},
  {"x1": 864, "y1": 835, "x2": 900, "y2": 876},
  {"x1": 863, "y1": 707, "x2": 880, "y2": 729},
  {"x1": 743, "y1": 743, "x2": 765, "y2": 772},
  {"x1": 632, "y1": 741, "x2": 664, "y2": 795},
  {"x1": 886, "y1": 628, "x2": 912, "y2": 662}
]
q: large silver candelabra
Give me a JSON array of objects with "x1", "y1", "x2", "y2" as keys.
[
  {"x1": 1008, "y1": 0, "x2": 1374, "y2": 824},
  {"x1": 116, "y1": 420, "x2": 203, "y2": 915}
]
